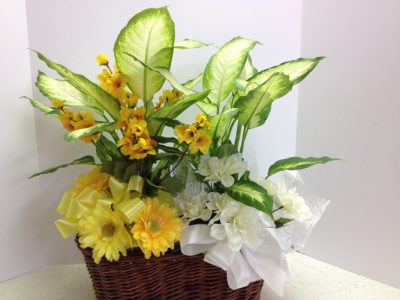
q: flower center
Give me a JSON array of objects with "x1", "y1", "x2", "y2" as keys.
[
  {"x1": 149, "y1": 219, "x2": 160, "y2": 233},
  {"x1": 101, "y1": 222, "x2": 116, "y2": 238}
]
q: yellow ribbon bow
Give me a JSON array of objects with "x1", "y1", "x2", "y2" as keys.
[{"x1": 55, "y1": 175, "x2": 145, "y2": 238}]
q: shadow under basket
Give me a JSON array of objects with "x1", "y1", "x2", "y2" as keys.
[{"x1": 76, "y1": 240, "x2": 263, "y2": 300}]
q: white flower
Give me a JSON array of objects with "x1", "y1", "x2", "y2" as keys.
[
  {"x1": 210, "y1": 200, "x2": 263, "y2": 252},
  {"x1": 206, "y1": 192, "x2": 232, "y2": 224},
  {"x1": 197, "y1": 153, "x2": 247, "y2": 187},
  {"x1": 262, "y1": 178, "x2": 312, "y2": 222},
  {"x1": 175, "y1": 191, "x2": 212, "y2": 224}
]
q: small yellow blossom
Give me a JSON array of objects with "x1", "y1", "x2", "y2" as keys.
[
  {"x1": 174, "y1": 124, "x2": 189, "y2": 143},
  {"x1": 132, "y1": 198, "x2": 183, "y2": 259},
  {"x1": 57, "y1": 108, "x2": 99, "y2": 143},
  {"x1": 196, "y1": 113, "x2": 212, "y2": 129},
  {"x1": 189, "y1": 130, "x2": 212, "y2": 154},
  {"x1": 154, "y1": 89, "x2": 183, "y2": 111},
  {"x1": 51, "y1": 99, "x2": 64, "y2": 108},
  {"x1": 183, "y1": 125, "x2": 198, "y2": 144},
  {"x1": 96, "y1": 53, "x2": 109, "y2": 66}
]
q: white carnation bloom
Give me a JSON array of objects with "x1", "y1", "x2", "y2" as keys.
[
  {"x1": 175, "y1": 191, "x2": 212, "y2": 224},
  {"x1": 262, "y1": 178, "x2": 312, "y2": 222},
  {"x1": 197, "y1": 153, "x2": 247, "y2": 187},
  {"x1": 210, "y1": 200, "x2": 263, "y2": 252},
  {"x1": 206, "y1": 192, "x2": 232, "y2": 224}
]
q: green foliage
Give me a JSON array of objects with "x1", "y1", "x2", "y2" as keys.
[
  {"x1": 34, "y1": 51, "x2": 120, "y2": 119},
  {"x1": 64, "y1": 123, "x2": 114, "y2": 141},
  {"x1": 114, "y1": 7, "x2": 175, "y2": 101},
  {"x1": 226, "y1": 180, "x2": 273, "y2": 218},
  {"x1": 267, "y1": 156, "x2": 338, "y2": 178},
  {"x1": 274, "y1": 218, "x2": 293, "y2": 228},
  {"x1": 29, "y1": 156, "x2": 96, "y2": 178},
  {"x1": 174, "y1": 39, "x2": 211, "y2": 50},
  {"x1": 203, "y1": 37, "x2": 258, "y2": 105},
  {"x1": 21, "y1": 96, "x2": 57, "y2": 115},
  {"x1": 235, "y1": 73, "x2": 293, "y2": 129}
]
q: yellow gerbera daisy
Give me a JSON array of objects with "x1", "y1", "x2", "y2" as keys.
[
  {"x1": 132, "y1": 198, "x2": 183, "y2": 259},
  {"x1": 78, "y1": 204, "x2": 132, "y2": 264},
  {"x1": 73, "y1": 167, "x2": 110, "y2": 195}
]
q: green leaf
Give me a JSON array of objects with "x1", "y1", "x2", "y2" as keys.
[
  {"x1": 97, "y1": 135, "x2": 121, "y2": 159},
  {"x1": 267, "y1": 156, "x2": 338, "y2": 178},
  {"x1": 235, "y1": 73, "x2": 293, "y2": 129},
  {"x1": 152, "y1": 136, "x2": 179, "y2": 145},
  {"x1": 34, "y1": 51, "x2": 120, "y2": 119},
  {"x1": 197, "y1": 101, "x2": 218, "y2": 115},
  {"x1": 239, "y1": 55, "x2": 258, "y2": 80},
  {"x1": 64, "y1": 123, "x2": 114, "y2": 141},
  {"x1": 203, "y1": 37, "x2": 258, "y2": 105},
  {"x1": 248, "y1": 57, "x2": 325, "y2": 91},
  {"x1": 20, "y1": 96, "x2": 57, "y2": 115},
  {"x1": 29, "y1": 155, "x2": 95, "y2": 178},
  {"x1": 182, "y1": 73, "x2": 203, "y2": 89},
  {"x1": 275, "y1": 218, "x2": 293, "y2": 228},
  {"x1": 226, "y1": 180, "x2": 273, "y2": 218},
  {"x1": 114, "y1": 7, "x2": 175, "y2": 101},
  {"x1": 147, "y1": 90, "x2": 210, "y2": 135},
  {"x1": 174, "y1": 39, "x2": 211, "y2": 50},
  {"x1": 217, "y1": 143, "x2": 238, "y2": 158},
  {"x1": 208, "y1": 108, "x2": 239, "y2": 139},
  {"x1": 157, "y1": 144, "x2": 183, "y2": 155},
  {"x1": 36, "y1": 71, "x2": 102, "y2": 114},
  {"x1": 152, "y1": 117, "x2": 181, "y2": 128}
]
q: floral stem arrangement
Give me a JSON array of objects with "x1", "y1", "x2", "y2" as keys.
[{"x1": 24, "y1": 7, "x2": 336, "y2": 298}]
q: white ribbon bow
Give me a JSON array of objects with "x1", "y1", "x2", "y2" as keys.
[{"x1": 180, "y1": 224, "x2": 289, "y2": 298}]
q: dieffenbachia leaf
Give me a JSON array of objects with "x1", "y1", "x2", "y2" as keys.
[
  {"x1": 147, "y1": 90, "x2": 210, "y2": 135},
  {"x1": 239, "y1": 55, "x2": 258, "y2": 80},
  {"x1": 174, "y1": 39, "x2": 211, "y2": 50},
  {"x1": 20, "y1": 96, "x2": 57, "y2": 115},
  {"x1": 267, "y1": 156, "x2": 339, "y2": 178},
  {"x1": 123, "y1": 52, "x2": 193, "y2": 96},
  {"x1": 36, "y1": 71, "x2": 102, "y2": 114},
  {"x1": 183, "y1": 73, "x2": 203, "y2": 89},
  {"x1": 64, "y1": 122, "x2": 114, "y2": 141},
  {"x1": 34, "y1": 51, "x2": 120, "y2": 119},
  {"x1": 226, "y1": 180, "x2": 273, "y2": 218},
  {"x1": 235, "y1": 73, "x2": 293, "y2": 129},
  {"x1": 203, "y1": 37, "x2": 258, "y2": 105},
  {"x1": 208, "y1": 108, "x2": 239, "y2": 139},
  {"x1": 197, "y1": 101, "x2": 218, "y2": 115},
  {"x1": 29, "y1": 155, "x2": 96, "y2": 178},
  {"x1": 247, "y1": 57, "x2": 325, "y2": 93},
  {"x1": 114, "y1": 7, "x2": 175, "y2": 101}
]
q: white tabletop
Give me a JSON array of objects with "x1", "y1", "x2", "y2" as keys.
[{"x1": 0, "y1": 252, "x2": 399, "y2": 300}]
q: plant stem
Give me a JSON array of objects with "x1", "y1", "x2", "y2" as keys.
[
  {"x1": 273, "y1": 206, "x2": 284, "y2": 213},
  {"x1": 234, "y1": 123, "x2": 242, "y2": 149},
  {"x1": 239, "y1": 126, "x2": 248, "y2": 153},
  {"x1": 160, "y1": 144, "x2": 189, "y2": 183}
]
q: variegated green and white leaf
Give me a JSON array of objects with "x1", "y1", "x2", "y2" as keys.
[
  {"x1": 247, "y1": 57, "x2": 325, "y2": 92},
  {"x1": 183, "y1": 73, "x2": 203, "y2": 89},
  {"x1": 29, "y1": 155, "x2": 95, "y2": 178},
  {"x1": 174, "y1": 39, "x2": 211, "y2": 50},
  {"x1": 114, "y1": 7, "x2": 175, "y2": 101},
  {"x1": 226, "y1": 180, "x2": 273, "y2": 218},
  {"x1": 65, "y1": 122, "x2": 114, "y2": 141},
  {"x1": 147, "y1": 90, "x2": 210, "y2": 135},
  {"x1": 36, "y1": 72, "x2": 102, "y2": 114},
  {"x1": 208, "y1": 108, "x2": 239, "y2": 139},
  {"x1": 21, "y1": 96, "x2": 57, "y2": 115},
  {"x1": 239, "y1": 55, "x2": 258, "y2": 80},
  {"x1": 123, "y1": 52, "x2": 193, "y2": 95},
  {"x1": 197, "y1": 101, "x2": 218, "y2": 115},
  {"x1": 235, "y1": 73, "x2": 293, "y2": 129},
  {"x1": 35, "y1": 51, "x2": 120, "y2": 119},
  {"x1": 267, "y1": 156, "x2": 338, "y2": 178},
  {"x1": 203, "y1": 37, "x2": 258, "y2": 105}
]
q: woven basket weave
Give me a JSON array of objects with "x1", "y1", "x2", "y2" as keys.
[{"x1": 77, "y1": 241, "x2": 263, "y2": 299}]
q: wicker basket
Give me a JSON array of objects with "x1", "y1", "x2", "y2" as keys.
[{"x1": 77, "y1": 240, "x2": 263, "y2": 299}]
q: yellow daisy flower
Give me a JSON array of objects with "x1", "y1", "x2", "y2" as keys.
[
  {"x1": 73, "y1": 167, "x2": 110, "y2": 195},
  {"x1": 78, "y1": 204, "x2": 132, "y2": 264},
  {"x1": 132, "y1": 198, "x2": 183, "y2": 259}
]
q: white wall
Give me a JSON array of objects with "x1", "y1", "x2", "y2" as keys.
[
  {"x1": 297, "y1": 0, "x2": 400, "y2": 287},
  {"x1": 0, "y1": 0, "x2": 45, "y2": 282},
  {"x1": 17, "y1": 0, "x2": 302, "y2": 277}
]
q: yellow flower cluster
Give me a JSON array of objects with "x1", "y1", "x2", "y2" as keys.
[
  {"x1": 154, "y1": 89, "x2": 183, "y2": 111},
  {"x1": 52, "y1": 100, "x2": 99, "y2": 143},
  {"x1": 116, "y1": 106, "x2": 157, "y2": 160},
  {"x1": 96, "y1": 53, "x2": 139, "y2": 108},
  {"x1": 174, "y1": 113, "x2": 212, "y2": 154}
]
